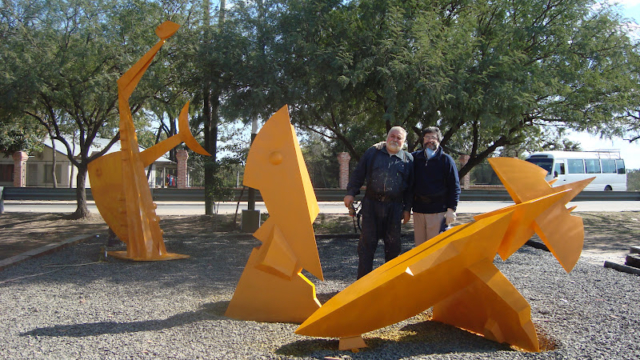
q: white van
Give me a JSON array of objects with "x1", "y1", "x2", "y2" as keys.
[{"x1": 525, "y1": 150, "x2": 626, "y2": 191}]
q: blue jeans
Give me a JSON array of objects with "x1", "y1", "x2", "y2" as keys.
[{"x1": 357, "y1": 197, "x2": 403, "y2": 279}]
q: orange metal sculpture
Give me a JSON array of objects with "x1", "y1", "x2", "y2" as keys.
[
  {"x1": 225, "y1": 105, "x2": 324, "y2": 323},
  {"x1": 88, "y1": 21, "x2": 210, "y2": 261},
  {"x1": 485, "y1": 157, "x2": 593, "y2": 272},
  {"x1": 296, "y1": 158, "x2": 594, "y2": 352}
]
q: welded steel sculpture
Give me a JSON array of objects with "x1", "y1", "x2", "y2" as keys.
[
  {"x1": 88, "y1": 21, "x2": 210, "y2": 261},
  {"x1": 225, "y1": 105, "x2": 323, "y2": 323},
  {"x1": 296, "y1": 157, "x2": 593, "y2": 352}
]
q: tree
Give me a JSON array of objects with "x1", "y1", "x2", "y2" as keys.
[
  {"x1": 169, "y1": 0, "x2": 252, "y2": 214},
  {"x1": 0, "y1": 118, "x2": 46, "y2": 155},
  {"x1": 627, "y1": 169, "x2": 640, "y2": 191},
  {"x1": 0, "y1": 0, "x2": 172, "y2": 218},
  {"x1": 435, "y1": 0, "x2": 640, "y2": 176},
  {"x1": 259, "y1": 0, "x2": 640, "y2": 176},
  {"x1": 300, "y1": 132, "x2": 340, "y2": 188}
]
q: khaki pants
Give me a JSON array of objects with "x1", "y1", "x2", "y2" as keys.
[{"x1": 413, "y1": 212, "x2": 445, "y2": 246}]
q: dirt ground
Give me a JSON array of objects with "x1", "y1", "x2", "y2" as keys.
[{"x1": 1, "y1": 211, "x2": 639, "y2": 265}]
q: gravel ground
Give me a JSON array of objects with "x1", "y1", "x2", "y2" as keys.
[{"x1": 0, "y1": 231, "x2": 638, "y2": 360}]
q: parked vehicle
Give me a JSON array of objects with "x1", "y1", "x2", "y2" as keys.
[{"x1": 525, "y1": 150, "x2": 626, "y2": 191}]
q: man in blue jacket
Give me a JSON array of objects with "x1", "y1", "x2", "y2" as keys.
[
  {"x1": 344, "y1": 126, "x2": 414, "y2": 279},
  {"x1": 412, "y1": 127, "x2": 461, "y2": 246}
]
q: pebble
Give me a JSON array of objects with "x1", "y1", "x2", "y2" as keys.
[{"x1": 0, "y1": 235, "x2": 638, "y2": 359}]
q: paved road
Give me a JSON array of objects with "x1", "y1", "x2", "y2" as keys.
[{"x1": 4, "y1": 200, "x2": 640, "y2": 216}]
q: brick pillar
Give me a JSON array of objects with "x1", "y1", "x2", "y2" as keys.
[
  {"x1": 12, "y1": 151, "x2": 28, "y2": 187},
  {"x1": 459, "y1": 154, "x2": 470, "y2": 190},
  {"x1": 176, "y1": 149, "x2": 189, "y2": 189},
  {"x1": 337, "y1": 152, "x2": 351, "y2": 189}
]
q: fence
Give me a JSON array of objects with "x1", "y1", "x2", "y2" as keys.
[{"x1": 3, "y1": 187, "x2": 640, "y2": 202}]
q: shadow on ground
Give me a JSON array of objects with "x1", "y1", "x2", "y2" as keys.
[{"x1": 20, "y1": 301, "x2": 231, "y2": 338}]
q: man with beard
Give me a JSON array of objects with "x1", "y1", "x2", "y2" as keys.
[
  {"x1": 412, "y1": 127, "x2": 461, "y2": 246},
  {"x1": 343, "y1": 126, "x2": 414, "y2": 279}
]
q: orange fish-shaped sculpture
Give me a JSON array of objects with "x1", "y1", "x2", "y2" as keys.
[
  {"x1": 486, "y1": 157, "x2": 594, "y2": 272},
  {"x1": 88, "y1": 21, "x2": 210, "y2": 261},
  {"x1": 296, "y1": 158, "x2": 593, "y2": 352},
  {"x1": 225, "y1": 105, "x2": 323, "y2": 323}
]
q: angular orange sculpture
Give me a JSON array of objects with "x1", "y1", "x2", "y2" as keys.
[
  {"x1": 296, "y1": 158, "x2": 593, "y2": 352},
  {"x1": 225, "y1": 105, "x2": 323, "y2": 323},
  {"x1": 88, "y1": 21, "x2": 210, "y2": 261},
  {"x1": 485, "y1": 157, "x2": 594, "y2": 272}
]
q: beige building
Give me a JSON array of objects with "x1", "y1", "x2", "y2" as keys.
[{"x1": 0, "y1": 137, "x2": 177, "y2": 189}]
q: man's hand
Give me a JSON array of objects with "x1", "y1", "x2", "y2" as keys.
[
  {"x1": 344, "y1": 195, "x2": 355, "y2": 209},
  {"x1": 445, "y1": 208, "x2": 456, "y2": 225},
  {"x1": 403, "y1": 210, "x2": 411, "y2": 224}
]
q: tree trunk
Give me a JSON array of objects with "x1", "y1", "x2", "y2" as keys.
[
  {"x1": 203, "y1": 88, "x2": 214, "y2": 215},
  {"x1": 51, "y1": 141, "x2": 58, "y2": 188},
  {"x1": 69, "y1": 136, "x2": 76, "y2": 188},
  {"x1": 204, "y1": 94, "x2": 219, "y2": 215},
  {"x1": 169, "y1": 116, "x2": 177, "y2": 162},
  {"x1": 66, "y1": 164, "x2": 90, "y2": 219}
]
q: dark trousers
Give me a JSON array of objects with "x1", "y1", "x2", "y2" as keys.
[{"x1": 357, "y1": 197, "x2": 403, "y2": 279}]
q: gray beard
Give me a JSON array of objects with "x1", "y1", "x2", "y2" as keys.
[{"x1": 387, "y1": 142, "x2": 400, "y2": 152}]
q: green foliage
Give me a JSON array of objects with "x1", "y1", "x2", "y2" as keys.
[
  {"x1": 2, "y1": 0, "x2": 639, "y2": 197},
  {"x1": 258, "y1": 0, "x2": 640, "y2": 174},
  {"x1": 0, "y1": 0, "x2": 163, "y2": 158},
  {"x1": 0, "y1": 0, "x2": 188, "y2": 216},
  {"x1": 203, "y1": 159, "x2": 236, "y2": 212},
  {"x1": 0, "y1": 118, "x2": 46, "y2": 155},
  {"x1": 496, "y1": 128, "x2": 583, "y2": 158},
  {"x1": 300, "y1": 132, "x2": 340, "y2": 188},
  {"x1": 627, "y1": 169, "x2": 640, "y2": 191},
  {"x1": 470, "y1": 161, "x2": 502, "y2": 186}
]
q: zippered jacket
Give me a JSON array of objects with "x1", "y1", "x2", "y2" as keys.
[
  {"x1": 346, "y1": 143, "x2": 414, "y2": 212},
  {"x1": 411, "y1": 147, "x2": 460, "y2": 214}
]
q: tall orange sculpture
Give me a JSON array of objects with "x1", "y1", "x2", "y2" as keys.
[
  {"x1": 225, "y1": 105, "x2": 324, "y2": 323},
  {"x1": 88, "y1": 21, "x2": 210, "y2": 261},
  {"x1": 296, "y1": 158, "x2": 594, "y2": 352}
]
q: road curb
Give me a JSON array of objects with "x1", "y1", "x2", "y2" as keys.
[
  {"x1": 0, "y1": 234, "x2": 96, "y2": 271},
  {"x1": 603, "y1": 260, "x2": 640, "y2": 276}
]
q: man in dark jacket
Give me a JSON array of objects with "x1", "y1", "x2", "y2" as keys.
[
  {"x1": 412, "y1": 127, "x2": 460, "y2": 246},
  {"x1": 344, "y1": 126, "x2": 414, "y2": 279}
]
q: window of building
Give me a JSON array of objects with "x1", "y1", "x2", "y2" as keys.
[{"x1": 0, "y1": 164, "x2": 14, "y2": 182}]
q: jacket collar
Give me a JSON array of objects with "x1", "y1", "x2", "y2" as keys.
[
  {"x1": 416, "y1": 146, "x2": 443, "y2": 160},
  {"x1": 382, "y1": 144, "x2": 407, "y2": 160}
]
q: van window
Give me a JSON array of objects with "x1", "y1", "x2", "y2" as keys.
[
  {"x1": 554, "y1": 162, "x2": 565, "y2": 176},
  {"x1": 584, "y1": 159, "x2": 601, "y2": 174},
  {"x1": 525, "y1": 158, "x2": 553, "y2": 174},
  {"x1": 616, "y1": 159, "x2": 626, "y2": 174},
  {"x1": 601, "y1": 159, "x2": 616, "y2": 173},
  {"x1": 567, "y1": 159, "x2": 585, "y2": 174}
]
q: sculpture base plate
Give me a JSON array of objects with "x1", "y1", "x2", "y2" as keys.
[
  {"x1": 107, "y1": 251, "x2": 189, "y2": 261},
  {"x1": 339, "y1": 335, "x2": 367, "y2": 351}
]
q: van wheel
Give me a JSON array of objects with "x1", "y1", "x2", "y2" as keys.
[{"x1": 604, "y1": 185, "x2": 612, "y2": 191}]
